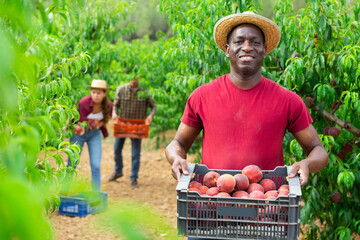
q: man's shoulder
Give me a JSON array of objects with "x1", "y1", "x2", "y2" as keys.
[
  {"x1": 262, "y1": 76, "x2": 301, "y2": 100},
  {"x1": 198, "y1": 74, "x2": 228, "y2": 91},
  {"x1": 118, "y1": 83, "x2": 129, "y2": 89},
  {"x1": 116, "y1": 83, "x2": 130, "y2": 92}
]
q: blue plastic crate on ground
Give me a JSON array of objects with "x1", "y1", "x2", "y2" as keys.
[
  {"x1": 176, "y1": 164, "x2": 302, "y2": 240},
  {"x1": 59, "y1": 191, "x2": 107, "y2": 217}
]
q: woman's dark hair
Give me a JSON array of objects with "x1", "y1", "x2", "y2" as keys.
[{"x1": 101, "y1": 91, "x2": 111, "y2": 124}]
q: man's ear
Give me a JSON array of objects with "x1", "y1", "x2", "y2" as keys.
[
  {"x1": 225, "y1": 44, "x2": 230, "y2": 58},
  {"x1": 263, "y1": 46, "x2": 267, "y2": 59}
]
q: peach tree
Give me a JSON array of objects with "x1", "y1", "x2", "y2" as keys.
[{"x1": 159, "y1": 0, "x2": 360, "y2": 239}]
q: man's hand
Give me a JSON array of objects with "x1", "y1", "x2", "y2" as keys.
[
  {"x1": 112, "y1": 111, "x2": 118, "y2": 120},
  {"x1": 290, "y1": 125, "x2": 329, "y2": 187},
  {"x1": 165, "y1": 123, "x2": 202, "y2": 180},
  {"x1": 171, "y1": 157, "x2": 189, "y2": 180},
  {"x1": 145, "y1": 115, "x2": 153, "y2": 125},
  {"x1": 288, "y1": 160, "x2": 310, "y2": 187}
]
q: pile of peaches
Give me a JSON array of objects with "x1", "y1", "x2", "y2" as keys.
[{"x1": 188, "y1": 165, "x2": 289, "y2": 199}]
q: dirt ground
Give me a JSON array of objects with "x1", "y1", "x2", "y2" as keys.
[{"x1": 48, "y1": 124, "x2": 192, "y2": 240}]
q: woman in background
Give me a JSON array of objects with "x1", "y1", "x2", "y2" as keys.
[{"x1": 68, "y1": 79, "x2": 113, "y2": 191}]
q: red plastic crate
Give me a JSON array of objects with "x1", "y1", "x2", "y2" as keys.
[{"x1": 113, "y1": 118, "x2": 149, "y2": 139}]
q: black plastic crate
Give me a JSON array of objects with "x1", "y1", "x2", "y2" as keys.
[
  {"x1": 59, "y1": 191, "x2": 107, "y2": 217},
  {"x1": 176, "y1": 164, "x2": 302, "y2": 239}
]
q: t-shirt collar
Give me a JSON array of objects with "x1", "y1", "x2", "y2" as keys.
[{"x1": 226, "y1": 74, "x2": 264, "y2": 91}]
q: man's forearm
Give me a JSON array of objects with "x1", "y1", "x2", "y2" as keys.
[
  {"x1": 165, "y1": 139, "x2": 187, "y2": 165},
  {"x1": 149, "y1": 105, "x2": 156, "y2": 117},
  {"x1": 301, "y1": 145, "x2": 329, "y2": 173}
]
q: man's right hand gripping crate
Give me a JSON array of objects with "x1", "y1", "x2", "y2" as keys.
[{"x1": 176, "y1": 164, "x2": 302, "y2": 239}]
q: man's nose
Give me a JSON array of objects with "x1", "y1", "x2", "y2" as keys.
[{"x1": 242, "y1": 40, "x2": 253, "y2": 52}]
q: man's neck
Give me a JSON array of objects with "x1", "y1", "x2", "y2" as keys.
[
  {"x1": 131, "y1": 87, "x2": 138, "y2": 93},
  {"x1": 229, "y1": 70, "x2": 262, "y2": 89}
]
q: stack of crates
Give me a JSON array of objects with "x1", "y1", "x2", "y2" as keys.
[
  {"x1": 59, "y1": 191, "x2": 107, "y2": 217},
  {"x1": 176, "y1": 164, "x2": 302, "y2": 239}
]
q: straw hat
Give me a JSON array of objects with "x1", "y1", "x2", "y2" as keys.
[
  {"x1": 87, "y1": 79, "x2": 111, "y2": 90},
  {"x1": 213, "y1": 11, "x2": 281, "y2": 54}
]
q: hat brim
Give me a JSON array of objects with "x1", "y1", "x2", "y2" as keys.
[
  {"x1": 213, "y1": 13, "x2": 281, "y2": 54},
  {"x1": 86, "y1": 86, "x2": 111, "y2": 90}
]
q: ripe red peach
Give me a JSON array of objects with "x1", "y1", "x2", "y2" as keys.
[
  {"x1": 278, "y1": 184, "x2": 289, "y2": 192},
  {"x1": 264, "y1": 190, "x2": 278, "y2": 199},
  {"x1": 197, "y1": 185, "x2": 209, "y2": 195},
  {"x1": 234, "y1": 173, "x2": 249, "y2": 191},
  {"x1": 216, "y1": 192, "x2": 231, "y2": 198},
  {"x1": 247, "y1": 183, "x2": 264, "y2": 193},
  {"x1": 203, "y1": 171, "x2": 220, "y2": 188},
  {"x1": 343, "y1": 143, "x2": 353, "y2": 153},
  {"x1": 232, "y1": 190, "x2": 249, "y2": 198},
  {"x1": 260, "y1": 179, "x2": 276, "y2": 192},
  {"x1": 266, "y1": 196, "x2": 277, "y2": 200},
  {"x1": 242, "y1": 165, "x2": 263, "y2": 183},
  {"x1": 278, "y1": 189, "x2": 289, "y2": 196},
  {"x1": 329, "y1": 127, "x2": 341, "y2": 137},
  {"x1": 188, "y1": 181, "x2": 202, "y2": 189},
  {"x1": 217, "y1": 174, "x2": 236, "y2": 193},
  {"x1": 188, "y1": 187, "x2": 201, "y2": 194},
  {"x1": 206, "y1": 187, "x2": 219, "y2": 196},
  {"x1": 249, "y1": 190, "x2": 265, "y2": 199},
  {"x1": 331, "y1": 192, "x2": 341, "y2": 202},
  {"x1": 74, "y1": 125, "x2": 82, "y2": 134}
]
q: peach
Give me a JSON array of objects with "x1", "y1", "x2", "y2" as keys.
[
  {"x1": 266, "y1": 196, "x2": 277, "y2": 200},
  {"x1": 260, "y1": 179, "x2": 276, "y2": 192},
  {"x1": 216, "y1": 192, "x2": 231, "y2": 198},
  {"x1": 203, "y1": 171, "x2": 220, "y2": 188},
  {"x1": 217, "y1": 174, "x2": 236, "y2": 193},
  {"x1": 74, "y1": 125, "x2": 82, "y2": 133},
  {"x1": 329, "y1": 127, "x2": 341, "y2": 137},
  {"x1": 278, "y1": 184, "x2": 289, "y2": 192},
  {"x1": 188, "y1": 181, "x2": 202, "y2": 189},
  {"x1": 264, "y1": 190, "x2": 278, "y2": 199},
  {"x1": 249, "y1": 190, "x2": 265, "y2": 199},
  {"x1": 247, "y1": 183, "x2": 264, "y2": 193},
  {"x1": 234, "y1": 173, "x2": 249, "y2": 191},
  {"x1": 242, "y1": 165, "x2": 263, "y2": 183},
  {"x1": 343, "y1": 143, "x2": 353, "y2": 153},
  {"x1": 331, "y1": 192, "x2": 341, "y2": 202},
  {"x1": 197, "y1": 185, "x2": 209, "y2": 195},
  {"x1": 188, "y1": 187, "x2": 201, "y2": 194},
  {"x1": 278, "y1": 189, "x2": 289, "y2": 196},
  {"x1": 206, "y1": 187, "x2": 219, "y2": 196},
  {"x1": 232, "y1": 190, "x2": 249, "y2": 198}
]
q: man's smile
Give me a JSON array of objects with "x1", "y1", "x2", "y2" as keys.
[{"x1": 238, "y1": 55, "x2": 255, "y2": 63}]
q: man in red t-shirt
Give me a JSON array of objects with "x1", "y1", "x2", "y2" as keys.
[{"x1": 165, "y1": 12, "x2": 328, "y2": 187}]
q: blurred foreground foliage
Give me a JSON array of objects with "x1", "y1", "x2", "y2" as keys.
[
  {"x1": 0, "y1": 0, "x2": 176, "y2": 239},
  {"x1": 99, "y1": 201, "x2": 179, "y2": 240}
]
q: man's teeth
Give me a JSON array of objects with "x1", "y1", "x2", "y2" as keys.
[{"x1": 240, "y1": 56, "x2": 253, "y2": 61}]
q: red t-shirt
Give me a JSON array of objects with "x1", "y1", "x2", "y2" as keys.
[{"x1": 181, "y1": 74, "x2": 312, "y2": 170}]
